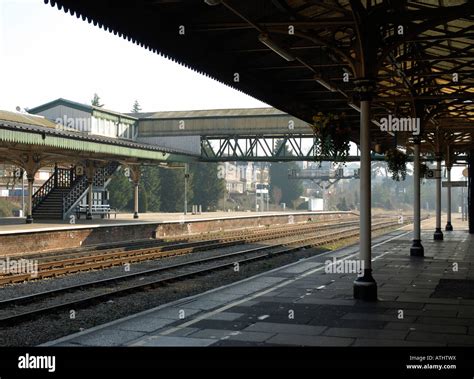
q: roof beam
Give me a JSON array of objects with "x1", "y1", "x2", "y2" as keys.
[
  {"x1": 192, "y1": 19, "x2": 355, "y2": 32},
  {"x1": 378, "y1": 2, "x2": 473, "y2": 70}
]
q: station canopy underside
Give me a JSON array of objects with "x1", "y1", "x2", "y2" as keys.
[
  {"x1": 0, "y1": 111, "x2": 194, "y2": 169},
  {"x1": 45, "y1": 0, "x2": 473, "y2": 160}
]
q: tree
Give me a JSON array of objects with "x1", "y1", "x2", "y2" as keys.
[
  {"x1": 272, "y1": 186, "x2": 282, "y2": 206},
  {"x1": 131, "y1": 100, "x2": 142, "y2": 114},
  {"x1": 159, "y1": 167, "x2": 189, "y2": 212},
  {"x1": 141, "y1": 166, "x2": 161, "y2": 211},
  {"x1": 372, "y1": 180, "x2": 394, "y2": 209},
  {"x1": 190, "y1": 162, "x2": 225, "y2": 211},
  {"x1": 91, "y1": 93, "x2": 104, "y2": 107},
  {"x1": 269, "y1": 141, "x2": 303, "y2": 208},
  {"x1": 336, "y1": 197, "x2": 350, "y2": 211},
  {"x1": 107, "y1": 168, "x2": 132, "y2": 211}
]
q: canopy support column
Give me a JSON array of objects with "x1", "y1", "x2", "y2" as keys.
[
  {"x1": 26, "y1": 173, "x2": 34, "y2": 224},
  {"x1": 22, "y1": 154, "x2": 42, "y2": 224},
  {"x1": 446, "y1": 166, "x2": 453, "y2": 231},
  {"x1": 133, "y1": 184, "x2": 139, "y2": 219},
  {"x1": 184, "y1": 163, "x2": 189, "y2": 215},
  {"x1": 469, "y1": 150, "x2": 474, "y2": 234},
  {"x1": 410, "y1": 139, "x2": 424, "y2": 256},
  {"x1": 130, "y1": 166, "x2": 141, "y2": 219},
  {"x1": 434, "y1": 153, "x2": 443, "y2": 240},
  {"x1": 353, "y1": 79, "x2": 377, "y2": 302}
]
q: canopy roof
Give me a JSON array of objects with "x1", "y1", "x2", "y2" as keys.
[
  {"x1": 45, "y1": 0, "x2": 473, "y2": 159},
  {"x1": 0, "y1": 110, "x2": 194, "y2": 166}
]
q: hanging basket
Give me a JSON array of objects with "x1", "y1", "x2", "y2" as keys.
[
  {"x1": 385, "y1": 148, "x2": 407, "y2": 181},
  {"x1": 311, "y1": 112, "x2": 351, "y2": 164},
  {"x1": 419, "y1": 163, "x2": 429, "y2": 181}
]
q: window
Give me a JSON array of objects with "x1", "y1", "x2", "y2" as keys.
[{"x1": 99, "y1": 119, "x2": 104, "y2": 135}]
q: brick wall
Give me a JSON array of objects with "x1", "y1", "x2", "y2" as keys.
[{"x1": 0, "y1": 212, "x2": 355, "y2": 256}]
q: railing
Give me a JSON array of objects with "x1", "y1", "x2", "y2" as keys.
[
  {"x1": 93, "y1": 161, "x2": 119, "y2": 187},
  {"x1": 62, "y1": 175, "x2": 88, "y2": 216},
  {"x1": 32, "y1": 162, "x2": 119, "y2": 218},
  {"x1": 32, "y1": 173, "x2": 55, "y2": 210},
  {"x1": 32, "y1": 168, "x2": 75, "y2": 210},
  {"x1": 62, "y1": 161, "x2": 119, "y2": 218},
  {"x1": 56, "y1": 168, "x2": 76, "y2": 188}
]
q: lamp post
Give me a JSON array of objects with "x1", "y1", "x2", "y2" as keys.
[
  {"x1": 184, "y1": 163, "x2": 189, "y2": 215},
  {"x1": 21, "y1": 169, "x2": 25, "y2": 217}
]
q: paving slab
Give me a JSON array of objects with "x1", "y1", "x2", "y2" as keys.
[
  {"x1": 187, "y1": 328, "x2": 236, "y2": 340},
  {"x1": 131, "y1": 335, "x2": 216, "y2": 347},
  {"x1": 189, "y1": 319, "x2": 252, "y2": 331},
  {"x1": 67, "y1": 329, "x2": 146, "y2": 347},
  {"x1": 161, "y1": 327, "x2": 201, "y2": 337},
  {"x1": 384, "y1": 322, "x2": 467, "y2": 334},
  {"x1": 322, "y1": 327, "x2": 408, "y2": 340},
  {"x1": 205, "y1": 312, "x2": 244, "y2": 321},
  {"x1": 147, "y1": 307, "x2": 201, "y2": 320},
  {"x1": 280, "y1": 262, "x2": 322, "y2": 274},
  {"x1": 415, "y1": 316, "x2": 474, "y2": 326},
  {"x1": 266, "y1": 333, "x2": 354, "y2": 346},
  {"x1": 243, "y1": 322, "x2": 327, "y2": 336},
  {"x1": 115, "y1": 316, "x2": 175, "y2": 333},
  {"x1": 226, "y1": 331, "x2": 276, "y2": 342},
  {"x1": 353, "y1": 338, "x2": 445, "y2": 347},
  {"x1": 341, "y1": 313, "x2": 417, "y2": 323}
]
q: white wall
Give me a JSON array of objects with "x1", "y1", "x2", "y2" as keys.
[
  {"x1": 91, "y1": 117, "x2": 137, "y2": 140},
  {"x1": 34, "y1": 105, "x2": 92, "y2": 133},
  {"x1": 33, "y1": 105, "x2": 138, "y2": 140}
]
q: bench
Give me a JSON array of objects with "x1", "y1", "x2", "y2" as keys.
[{"x1": 76, "y1": 205, "x2": 117, "y2": 219}]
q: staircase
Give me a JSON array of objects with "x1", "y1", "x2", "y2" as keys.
[
  {"x1": 32, "y1": 162, "x2": 119, "y2": 220},
  {"x1": 32, "y1": 188, "x2": 71, "y2": 220}
]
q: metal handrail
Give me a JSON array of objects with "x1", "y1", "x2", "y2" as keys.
[
  {"x1": 62, "y1": 161, "x2": 119, "y2": 218},
  {"x1": 32, "y1": 161, "x2": 120, "y2": 218},
  {"x1": 32, "y1": 172, "x2": 55, "y2": 210},
  {"x1": 32, "y1": 168, "x2": 74, "y2": 210},
  {"x1": 62, "y1": 175, "x2": 88, "y2": 215}
]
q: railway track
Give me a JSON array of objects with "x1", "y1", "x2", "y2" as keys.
[
  {"x1": 0, "y1": 218, "x2": 409, "y2": 325},
  {"x1": 0, "y1": 217, "x2": 370, "y2": 285}
]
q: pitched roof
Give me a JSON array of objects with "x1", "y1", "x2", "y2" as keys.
[
  {"x1": 28, "y1": 98, "x2": 138, "y2": 121},
  {"x1": 126, "y1": 107, "x2": 284, "y2": 119},
  {"x1": 0, "y1": 110, "x2": 196, "y2": 159},
  {"x1": 0, "y1": 110, "x2": 58, "y2": 129}
]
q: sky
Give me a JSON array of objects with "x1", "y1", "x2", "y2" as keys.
[{"x1": 0, "y1": 0, "x2": 268, "y2": 113}]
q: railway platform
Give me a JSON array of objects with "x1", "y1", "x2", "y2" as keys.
[
  {"x1": 0, "y1": 211, "x2": 353, "y2": 256},
  {"x1": 44, "y1": 217, "x2": 474, "y2": 347},
  {"x1": 0, "y1": 211, "x2": 322, "y2": 234}
]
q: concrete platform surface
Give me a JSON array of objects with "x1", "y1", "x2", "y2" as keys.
[
  {"x1": 44, "y1": 219, "x2": 474, "y2": 347},
  {"x1": 0, "y1": 211, "x2": 347, "y2": 235}
]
